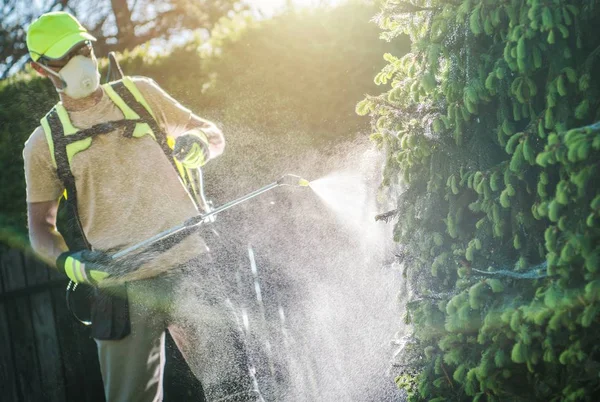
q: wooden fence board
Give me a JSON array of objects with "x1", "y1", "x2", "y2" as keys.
[
  {"x1": 23, "y1": 252, "x2": 50, "y2": 286},
  {"x1": 50, "y1": 286, "x2": 105, "y2": 402},
  {"x1": 0, "y1": 303, "x2": 18, "y2": 401},
  {"x1": 2, "y1": 250, "x2": 44, "y2": 402},
  {"x1": 0, "y1": 249, "x2": 4, "y2": 292},
  {"x1": 21, "y1": 251, "x2": 66, "y2": 400},
  {"x1": 50, "y1": 286, "x2": 89, "y2": 402},
  {"x1": 5, "y1": 297, "x2": 44, "y2": 402},
  {"x1": 49, "y1": 263, "x2": 64, "y2": 280},
  {"x1": 1, "y1": 249, "x2": 26, "y2": 292},
  {"x1": 31, "y1": 290, "x2": 66, "y2": 401}
]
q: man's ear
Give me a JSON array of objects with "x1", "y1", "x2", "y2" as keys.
[{"x1": 30, "y1": 61, "x2": 48, "y2": 77}]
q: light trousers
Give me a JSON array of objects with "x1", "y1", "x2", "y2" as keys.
[{"x1": 95, "y1": 262, "x2": 263, "y2": 402}]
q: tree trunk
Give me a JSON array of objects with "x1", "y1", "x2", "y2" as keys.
[{"x1": 110, "y1": 0, "x2": 135, "y2": 47}]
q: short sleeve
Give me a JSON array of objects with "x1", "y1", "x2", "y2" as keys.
[
  {"x1": 132, "y1": 76, "x2": 192, "y2": 138},
  {"x1": 23, "y1": 127, "x2": 64, "y2": 203}
]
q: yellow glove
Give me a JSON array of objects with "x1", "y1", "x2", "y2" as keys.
[
  {"x1": 173, "y1": 129, "x2": 211, "y2": 168},
  {"x1": 57, "y1": 250, "x2": 111, "y2": 286}
]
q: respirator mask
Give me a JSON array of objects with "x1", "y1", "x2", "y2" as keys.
[{"x1": 39, "y1": 54, "x2": 100, "y2": 99}]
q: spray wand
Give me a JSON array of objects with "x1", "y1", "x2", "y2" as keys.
[{"x1": 111, "y1": 174, "x2": 310, "y2": 260}]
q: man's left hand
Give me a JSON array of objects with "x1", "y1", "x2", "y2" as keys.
[{"x1": 173, "y1": 130, "x2": 210, "y2": 168}]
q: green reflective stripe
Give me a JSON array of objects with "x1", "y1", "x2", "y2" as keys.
[
  {"x1": 65, "y1": 256, "x2": 81, "y2": 283},
  {"x1": 55, "y1": 104, "x2": 79, "y2": 135},
  {"x1": 166, "y1": 135, "x2": 188, "y2": 185},
  {"x1": 122, "y1": 77, "x2": 157, "y2": 120},
  {"x1": 89, "y1": 270, "x2": 109, "y2": 283},
  {"x1": 175, "y1": 159, "x2": 188, "y2": 185},
  {"x1": 104, "y1": 82, "x2": 156, "y2": 141},
  {"x1": 103, "y1": 83, "x2": 140, "y2": 120},
  {"x1": 182, "y1": 143, "x2": 207, "y2": 168},
  {"x1": 72, "y1": 258, "x2": 83, "y2": 282},
  {"x1": 63, "y1": 257, "x2": 74, "y2": 281},
  {"x1": 66, "y1": 138, "x2": 93, "y2": 165},
  {"x1": 73, "y1": 258, "x2": 88, "y2": 283},
  {"x1": 133, "y1": 122, "x2": 156, "y2": 141},
  {"x1": 43, "y1": 104, "x2": 94, "y2": 165},
  {"x1": 187, "y1": 168, "x2": 197, "y2": 194},
  {"x1": 183, "y1": 130, "x2": 209, "y2": 167},
  {"x1": 40, "y1": 117, "x2": 56, "y2": 167}
]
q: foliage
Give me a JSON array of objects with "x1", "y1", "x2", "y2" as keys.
[
  {"x1": 0, "y1": 2, "x2": 408, "y2": 244},
  {"x1": 0, "y1": 0, "x2": 239, "y2": 78},
  {"x1": 359, "y1": 0, "x2": 600, "y2": 400}
]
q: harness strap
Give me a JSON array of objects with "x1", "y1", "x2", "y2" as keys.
[
  {"x1": 47, "y1": 109, "x2": 92, "y2": 250},
  {"x1": 59, "y1": 119, "x2": 138, "y2": 145},
  {"x1": 111, "y1": 82, "x2": 173, "y2": 158},
  {"x1": 110, "y1": 81, "x2": 197, "y2": 203}
]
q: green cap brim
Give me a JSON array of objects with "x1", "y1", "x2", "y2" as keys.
[{"x1": 36, "y1": 31, "x2": 96, "y2": 61}]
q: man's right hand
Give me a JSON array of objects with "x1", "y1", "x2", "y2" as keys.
[{"x1": 57, "y1": 250, "x2": 111, "y2": 286}]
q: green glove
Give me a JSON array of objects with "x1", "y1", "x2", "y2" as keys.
[
  {"x1": 57, "y1": 250, "x2": 111, "y2": 286},
  {"x1": 173, "y1": 129, "x2": 210, "y2": 168}
]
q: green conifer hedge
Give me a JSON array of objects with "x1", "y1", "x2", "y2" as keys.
[{"x1": 359, "y1": 1, "x2": 600, "y2": 400}]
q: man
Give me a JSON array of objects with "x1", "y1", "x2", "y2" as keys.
[{"x1": 24, "y1": 11, "x2": 262, "y2": 402}]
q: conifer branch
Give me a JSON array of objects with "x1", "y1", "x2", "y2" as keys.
[
  {"x1": 471, "y1": 262, "x2": 549, "y2": 279},
  {"x1": 566, "y1": 121, "x2": 600, "y2": 133},
  {"x1": 440, "y1": 362, "x2": 454, "y2": 390},
  {"x1": 375, "y1": 209, "x2": 399, "y2": 222},
  {"x1": 583, "y1": 44, "x2": 600, "y2": 72},
  {"x1": 383, "y1": 2, "x2": 441, "y2": 15}
]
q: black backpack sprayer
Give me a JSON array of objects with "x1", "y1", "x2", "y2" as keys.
[{"x1": 65, "y1": 53, "x2": 310, "y2": 325}]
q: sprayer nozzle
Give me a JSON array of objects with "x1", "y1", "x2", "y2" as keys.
[{"x1": 277, "y1": 174, "x2": 311, "y2": 187}]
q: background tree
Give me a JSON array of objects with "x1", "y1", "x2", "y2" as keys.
[
  {"x1": 359, "y1": 0, "x2": 600, "y2": 400},
  {"x1": 0, "y1": 0, "x2": 239, "y2": 78}
]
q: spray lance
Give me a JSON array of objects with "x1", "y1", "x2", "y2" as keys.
[{"x1": 112, "y1": 174, "x2": 310, "y2": 259}]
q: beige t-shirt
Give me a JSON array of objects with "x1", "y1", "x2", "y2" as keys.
[{"x1": 23, "y1": 76, "x2": 208, "y2": 282}]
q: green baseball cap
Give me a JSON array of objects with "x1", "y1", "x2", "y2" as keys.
[{"x1": 27, "y1": 11, "x2": 96, "y2": 62}]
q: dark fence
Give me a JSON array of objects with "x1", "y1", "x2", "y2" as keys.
[{"x1": 0, "y1": 244, "x2": 203, "y2": 402}]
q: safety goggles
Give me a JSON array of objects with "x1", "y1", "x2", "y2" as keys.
[{"x1": 38, "y1": 40, "x2": 93, "y2": 70}]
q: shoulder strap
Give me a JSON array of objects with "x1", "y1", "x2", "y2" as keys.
[
  {"x1": 109, "y1": 77, "x2": 198, "y2": 206},
  {"x1": 41, "y1": 103, "x2": 133, "y2": 251},
  {"x1": 110, "y1": 80, "x2": 169, "y2": 148},
  {"x1": 46, "y1": 108, "x2": 92, "y2": 250}
]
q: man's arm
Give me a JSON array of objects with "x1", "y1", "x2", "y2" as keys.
[
  {"x1": 28, "y1": 201, "x2": 112, "y2": 284},
  {"x1": 27, "y1": 200, "x2": 69, "y2": 270},
  {"x1": 132, "y1": 77, "x2": 225, "y2": 160},
  {"x1": 183, "y1": 114, "x2": 225, "y2": 160}
]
